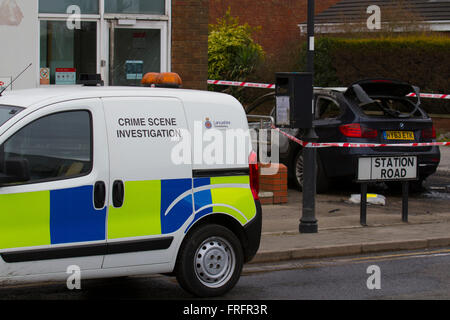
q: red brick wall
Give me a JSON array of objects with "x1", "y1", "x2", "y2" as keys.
[
  {"x1": 172, "y1": 0, "x2": 209, "y2": 90},
  {"x1": 209, "y1": 0, "x2": 340, "y2": 75},
  {"x1": 259, "y1": 163, "x2": 288, "y2": 205}
]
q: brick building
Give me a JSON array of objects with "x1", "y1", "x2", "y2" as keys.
[
  {"x1": 299, "y1": 0, "x2": 450, "y2": 34},
  {"x1": 172, "y1": 0, "x2": 208, "y2": 90},
  {"x1": 0, "y1": 0, "x2": 208, "y2": 91},
  {"x1": 209, "y1": 0, "x2": 340, "y2": 73}
]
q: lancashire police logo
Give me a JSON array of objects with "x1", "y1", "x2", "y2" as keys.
[{"x1": 205, "y1": 117, "x2": 212, "y2": 129}]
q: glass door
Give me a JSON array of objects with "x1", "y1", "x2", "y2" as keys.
[{"x1": 109, "y1": 21, "x2": 167, "y2": 86}]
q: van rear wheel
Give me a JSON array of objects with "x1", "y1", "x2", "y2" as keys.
[{"x1": 175, "y1": 224, "x2": 243, "y2": 297}]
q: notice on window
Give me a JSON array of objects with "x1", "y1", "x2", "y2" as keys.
[
  {"x1": 55, "y1": 68, "x2": 76, "y2": 85},
  {"x1": 126, "y1": 60, "x2": 144, "y2": 80},
  {"x1": 40, "y1": 68, "x2": 50, "y2": 85}
]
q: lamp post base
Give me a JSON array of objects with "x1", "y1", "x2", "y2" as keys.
[{"x1": 299, "y1": 220, "x2": 318, "y2": 233}]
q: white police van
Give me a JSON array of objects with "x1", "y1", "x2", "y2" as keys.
[{"x1": 0, "y1": 73, "x2": 261, "y2": 297}]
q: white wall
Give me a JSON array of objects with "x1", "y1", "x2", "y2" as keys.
[{"x1": 0, "y1": 0, "x2": 38, "y2": 90}]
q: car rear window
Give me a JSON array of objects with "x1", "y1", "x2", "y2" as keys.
[
  {"x1": 0, "y1": 105, "x2": 23, "y2": 127},
  {"x1": 345, "y1": 80, "x2": 425, "y2": 119},
  {"x1": 359, "y1": 97, "x2": 423, "y2": 118}
]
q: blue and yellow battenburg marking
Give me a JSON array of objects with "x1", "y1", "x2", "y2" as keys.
[
  {"x1": 0, "y1": 186, "x2": 106, "y2": 250},
  {"x1": 187, "y1": 176, "x2": 256, "y2": 232},
  {"x1": 108, "y1": 176, "x2": 256, "y2": 238},
  {"x1": 0, "y1": 177, "x2": 256, "y2": 250}
]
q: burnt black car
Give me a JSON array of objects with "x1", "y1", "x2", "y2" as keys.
[{"x1": 248, "y1": 79, "x2": 441, "y2": 192}]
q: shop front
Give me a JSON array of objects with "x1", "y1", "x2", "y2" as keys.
[
  {"x1": 0, "y1": 0, "x2": 207, "y2": 90},
  {"x1": 38, "y1": 0, "x2": 170, "y2": 86}
]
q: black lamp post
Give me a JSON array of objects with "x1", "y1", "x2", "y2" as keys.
[{"x1": 299, "y1": 0, "x2": 318, "y2": 234}]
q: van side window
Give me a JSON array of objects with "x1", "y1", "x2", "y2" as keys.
[
  {"x1": 316, "y1": 97, "x2": 342, "y2": 120},
  {"x1": 1, "y1": 111, "x2": 92, "y2": 183}
]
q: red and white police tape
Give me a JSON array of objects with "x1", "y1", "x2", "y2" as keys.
[
  {"x1": 207, "y1": 79, "x2": 275, "y2": 89},
  {"x1": 406, "y1": 93, "x2": 450, "y2": 100},
  {"x1": 271, "y1": 125, "x2": 450, "y2": 148},
  {"x1": 208, "y1": 79, "x2": 449, "y2": 148},
  {"x1": 208, "y1": 79, "x2": 450, "y2": 100}
]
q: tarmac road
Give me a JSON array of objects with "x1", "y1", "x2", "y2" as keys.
[
  {"x1": 0, "y1": 248, "x2": 448, "y2": 300},
  {"x1": 239, "y1": 248, "x2": 450, "y2": 300}
]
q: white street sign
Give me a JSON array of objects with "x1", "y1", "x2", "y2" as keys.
[{"x1": 358, "y1": 156, "x2": 417, "y2": 181}]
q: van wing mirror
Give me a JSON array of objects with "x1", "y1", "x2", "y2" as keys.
[{"x1": 0, "y1": 158, "x2": 30, "y2": 185}]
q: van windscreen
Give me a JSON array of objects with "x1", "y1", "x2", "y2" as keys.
[{"x1": 0, "y1": 105, "x2": 23, "y2": 127}]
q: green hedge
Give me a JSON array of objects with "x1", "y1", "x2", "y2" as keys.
[{"x1": 298, "y1": 36, "x2": 450, "y2": 114}]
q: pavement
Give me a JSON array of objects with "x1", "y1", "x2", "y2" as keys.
[
  {"x1": 249, "y1": 146, "x2": 450, "y2": 265},
  {"x1": 436, "y1": 145, "x2": 450, "y2": 177}
]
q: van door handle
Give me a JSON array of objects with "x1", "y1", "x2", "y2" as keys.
[
  {"x1": 94, "y1": 181, "x2": 106, "y2": 209},
  {"x1": 112, "y1": 180, "x2": 125, "y2": 208}
]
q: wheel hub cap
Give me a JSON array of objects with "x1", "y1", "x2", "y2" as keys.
[{"x1": 194, "y1": 237, "x2": 235, "y2": 288}]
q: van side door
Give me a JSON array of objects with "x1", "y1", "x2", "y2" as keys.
[
  {"x1": 0, "y1": 99, "x2": 109, "y2": 276},
  {"x1": 101, "y1": 97, "x2": 193, "y2": 268}
]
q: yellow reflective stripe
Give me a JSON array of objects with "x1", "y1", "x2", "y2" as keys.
[
  {"x1": 108, "y1": 180, "x2": 161, "y2": 239},
  {"x1": 209, "y1": 175, "x2": 256, "y2": 224},
  {"x1": 0, "y1": 191, "x2": 50, "y2": 250},
  {"x1": 210, "y1": 176, "x2": 250, "y2": 185}
]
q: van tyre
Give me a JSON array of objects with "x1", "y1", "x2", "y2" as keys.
[{"x1": 175, "y1": 224, "x2": 244, "y2": 297}]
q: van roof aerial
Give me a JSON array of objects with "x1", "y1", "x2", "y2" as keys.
[{"x1": 0, "y1": 63, "x2": 32, "y2": 96}]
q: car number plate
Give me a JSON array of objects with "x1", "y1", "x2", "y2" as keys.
[{"x1": 384, "y1": 131, "x2": 414, "y2": 140}]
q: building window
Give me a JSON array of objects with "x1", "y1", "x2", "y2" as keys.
[
  {"x1": 39, "y1": 0, "x2": 99, "y2": 14},
  {"x1": 37, "y1": 0, "x2": 169, "y2": 86},
  {"x1": 105, "y1": 0, "x2": 165, "y2": 15},
  {"x1": 40, "y1": 21, "x2": 97, "y2": 85}
]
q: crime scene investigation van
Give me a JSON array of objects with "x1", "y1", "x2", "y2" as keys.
[{"x1": 0, "y1": 73, "x2": 262, "y2": 297}]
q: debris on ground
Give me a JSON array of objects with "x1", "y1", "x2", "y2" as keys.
[
  {"x1": 328, "y1": 209, "x2": 341, "y2": 214},
  {"x1": 348, "y1": 194, "x2": 386, "y2": 206}
]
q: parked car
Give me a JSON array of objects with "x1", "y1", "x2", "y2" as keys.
[{"x1": 247, "y1": 79, "x2": 441, "y2": 192}]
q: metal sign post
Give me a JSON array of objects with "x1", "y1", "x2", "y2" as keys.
[
  {"x1": 402, "y1": 181, "x2": 409, "y2": 222},
  {"x1": 360, "y1": 182, "x2": 368, "y2": 226},
  {"x1": 357, "y1": 155, "x2": 418, "y2": 226}
]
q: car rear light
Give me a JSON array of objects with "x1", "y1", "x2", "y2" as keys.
[
  {"x1": 249, "y1": 151, "x2": 259, "y2": 200},
  {"x1": 339, "y1": 123, "x2": 378, "y2": 138},
  {"x1": 422, "y1": 125, "x2": 436, "y2": 140}
]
